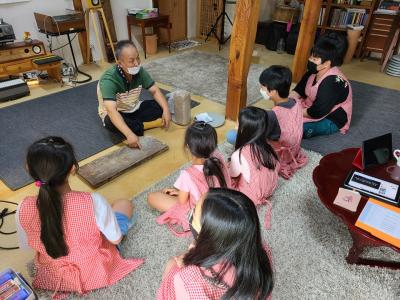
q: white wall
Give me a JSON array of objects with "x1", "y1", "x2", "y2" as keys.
[
  {"x1": 0, "y1": 0, "x2": 152, "y2": 66},
  {"x1": 110, "y1": 0, "x2": 152, "y2": 49}
]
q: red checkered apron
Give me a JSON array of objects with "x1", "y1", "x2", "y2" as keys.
[
  {"x1": 156, "y1": 151, "x2": 231, "y2": 237},
  {"x1": 19, "y1": 191, "x2": 144, "y2": 299},
  {"x1": 158, "y1": 265, "x2": 230, "y2": 300},
  {"x1": 231, "y1": 145, "x2": 279, "y2": 229},
  {"x1": 271, "y1": 99, "x2": 308, "y2": 179},
  {"x1": 157, "y1": 245, "x2": 273, "y2": 300}
]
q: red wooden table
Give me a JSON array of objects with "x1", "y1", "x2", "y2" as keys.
[{"x1": 313, "y1": 148, "x2": 400, "y2": 269}]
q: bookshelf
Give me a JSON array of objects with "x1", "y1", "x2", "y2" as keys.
[{"x1": 298, "y1": 0, "x2": 379, "y2": 57}]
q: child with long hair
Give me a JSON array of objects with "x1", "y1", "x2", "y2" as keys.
[
  {"x1": 148, "y1": 121, "x2": 231, "y2": 237},
  {"x1": 259, "y1": 65, "x2": 308, "y2": 179},
  {"x1": 16, "y1": 136, "x2": 143, "y2": 298},
  {"x1": 231, "y1": 106, "x2": 279, "y2": 229},
  {"x1": 157, "y1": 188, "x2": 274, "y2": 300}
]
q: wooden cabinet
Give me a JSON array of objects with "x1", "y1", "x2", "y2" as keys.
[
  {"x1": 362, "y1": 14, "x2": 398, "y2": 55},
  {"x1": 155, "y1": 0, "x2": 187, "y2": 42},
  {"x1": 0, "y1": 40, "x2": 61, "y2": 81}
]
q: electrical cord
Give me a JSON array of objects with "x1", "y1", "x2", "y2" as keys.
[
  {"x1": 0, "y1": 200, "x2": 19, "y2": 250},
  {"x1": 50, "y1": 33, "x2": 78, "y2": 52}
]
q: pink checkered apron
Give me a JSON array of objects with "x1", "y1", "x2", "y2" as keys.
[
  {"x1": 156, "y1": 151, "x2": 231, "y2": 237},
  {"x1": 19, "y1": 191, "x2": 144, "y2": 299},
  {"x1": 157, "y1": 246, "x2": 273, "y2": 300},
  {"x1": 232, "y1": 145, "x2": 279, "y2": 229},
  {"x1": 271, "y1": 99, "x2": 308, "y2": 179},
  {"x1": 302, "y1": 67, "x2": 353, "y2": 134}
]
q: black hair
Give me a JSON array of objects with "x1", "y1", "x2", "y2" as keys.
[
  {"x1": 311, "y1": 32, "x2": 348, "y2": 67},
  {"x1": 184, "y1": 122, "x2": 227, "y2": 188},
  {"x1": 235, "y1": 107, "x2": 278, "y2": 170},
  {"x1": 26, "y1": 136, "x2": 78, "y2": 259},
  {"x1": 259, "y1": 65, "x2": 292, "y2": 98},
  {"x1": 184, "y1": 188, "x2": 274, "y2": 299},
  {"x1": 115, "y1": 40, "x2": 137, "y2": 60}
]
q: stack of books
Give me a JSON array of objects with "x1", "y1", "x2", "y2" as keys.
[
  {"x1": 332, "y1": 0, "x2": 369, "y2": 4},
  {"x1": 330, "y1": 8, "x2": 369, "y2": 28}
]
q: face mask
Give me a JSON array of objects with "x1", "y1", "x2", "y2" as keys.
[
  {"x1": 260, "y1": 88, "x2": 270, "y2": 100},
  {"x1": 307, "y1": 61, "x2": 319, "y2": 74},
  {"x1": 127, "y1": 65, "x2": 141, "y2": 75}
]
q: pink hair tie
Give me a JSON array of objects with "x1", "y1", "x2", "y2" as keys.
[{"x1": 35, "y1": 180, "x2": 46, "y2": 187}]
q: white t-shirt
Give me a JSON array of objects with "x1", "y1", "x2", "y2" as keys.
[
  {"x1": 229, "y1": 149, "x2": 251, "y2": 183},
  {"x1": 15, "y1": 193, "x2": 122, "y2": 250}
]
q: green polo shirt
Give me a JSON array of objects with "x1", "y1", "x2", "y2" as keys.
[{"x1": 98, "y1": 65, "x2": 155, "y2": 119}]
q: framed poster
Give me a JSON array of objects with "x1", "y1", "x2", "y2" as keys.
[{"x1": 0, "y1": 0, "x2": 31, "y2": 4}]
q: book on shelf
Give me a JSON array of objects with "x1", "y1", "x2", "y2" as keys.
[
  {"x1": 332, "y1": 0, "x2": 372, "y2": 4},
  {"x1": 329, "y1": 8, "x2": 369, "y2": 28},
  {"x1": 318, "y1": 7, "x2": 327, "y2": 25}
]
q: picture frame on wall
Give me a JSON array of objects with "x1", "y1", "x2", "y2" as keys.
[{"x1": 0, "y1": 0, "x2": 31, "y2": 4}]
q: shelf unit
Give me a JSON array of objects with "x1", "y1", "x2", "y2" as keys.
[{"x1": 299, "y1": 0, "x2": 379, "y2": 57}]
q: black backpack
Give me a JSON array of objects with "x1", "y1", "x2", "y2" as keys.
[{"x1": 265, "y1": 22, "x2": 287, "y2": 51}]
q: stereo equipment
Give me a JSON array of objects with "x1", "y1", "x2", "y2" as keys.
[
  {"x1": 0, "y1": 40, "x2": 45, "y2": 64},
  {"x1": 0, "y1": 19, "x2": 15, "y2": 44},
  {"x1": 0, "y1": 78, "x2": 30, "y2": 102},
  {"x1": 34, "y1": 11, "x2": 85, "y2": 34},
  {"x1": 32, "y1": 55, "x2": 63, "y2": 65},
  {"x1": 0, "y1": 40, "x2": 62, "y2": 82}
]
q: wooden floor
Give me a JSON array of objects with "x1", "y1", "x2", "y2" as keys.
[{"x1": 0, "y1": 39, "x2": 399, "y2": 281}]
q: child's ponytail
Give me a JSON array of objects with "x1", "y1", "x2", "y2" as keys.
[
  {"x1": 27, "y1": 137, "x2": 78, "y2": 259},
  {"x1": 203, "y1": 157, "x2": 227, "y2": 188},
  {"x1": 37, "y1": 183, "x2": 68, "y2": 258},
  {"x1": 184, "y1": 122, "x2": 227, "y2": 188}
]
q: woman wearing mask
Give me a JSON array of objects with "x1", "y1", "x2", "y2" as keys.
[{"x1": 290, "y1": 32, "x2": 352, "y2": 138}]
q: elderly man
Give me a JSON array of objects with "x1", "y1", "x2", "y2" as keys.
[{"x1": 98, "y1": 40, "x2": 171, "y2": 148}]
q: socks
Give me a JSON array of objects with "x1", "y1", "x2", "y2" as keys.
[{"x1": 143, "y1": 118, "x2": 163, "y2": 130}]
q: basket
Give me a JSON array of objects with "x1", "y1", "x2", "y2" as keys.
[{"x1": 273, "y1": 6, "x2": 300, "y2": 23}]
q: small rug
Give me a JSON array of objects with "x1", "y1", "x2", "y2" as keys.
[
  {"x1": 0, "y1": 83, "x2": 199, "y2": 190},
  {"x1": 170, "y1": 39, "x2": 201, "y2": 51},
  {"x1": 301, "y1": 80, "x2": 400, "y2": 155},
  {"x1": 30, "y1": 143, "x2": 400, "y2": 299},
  {"x1": 144, "y1": 50, "x2": 266, "y2": 105}
]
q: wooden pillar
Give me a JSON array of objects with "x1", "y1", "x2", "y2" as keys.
[
  {"x1": 225, "y1": 0, "x2": 260, "y2": 121},
  {"x1": 292, "y1": 0, "x2": 322, "y2": 82},
  {"x1": 73, "y1": 0, "x2": 90, "y2": 64}
]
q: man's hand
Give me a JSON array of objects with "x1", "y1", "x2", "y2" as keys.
[
  {"x1": 126, "y1": 133, "x2": 141, "y2": 149},
  {"x1": 162, "y1": 110, "x2": 171, "y2": 129}
]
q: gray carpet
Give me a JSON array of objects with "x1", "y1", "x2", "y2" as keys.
[
  {"x1": 301, "y1": 80, "x2": 400, "y2": 155},
  {"x1": 143, "y1": 50, "x2": 266, "y2": 105},
  {"x1": 31, "y1": 143, "x2": 400, "y2": 299},
  {"x1": 0, "y1": 83, "x2": 199, "y2": 190}
]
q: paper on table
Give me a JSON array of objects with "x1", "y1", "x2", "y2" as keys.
[
  {"x1": 356, "y1": 198, "x2": 400, "y2": 247},
  {"x1": 333, "y1": 188, "x2": 361, "y2": 212}
]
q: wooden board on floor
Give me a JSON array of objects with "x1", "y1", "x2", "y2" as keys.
[{"x1": 78, "y1": 136, "x2": 169, "y2": 187}]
